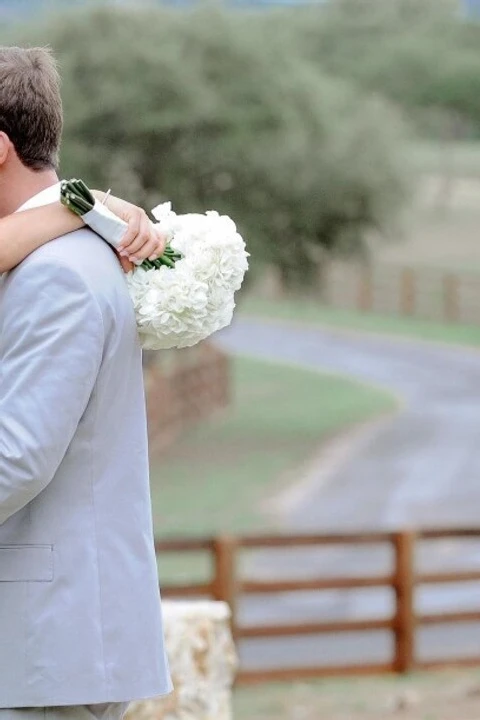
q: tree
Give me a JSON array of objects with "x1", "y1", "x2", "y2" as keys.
[
  {"x1": 12, "y1": 4, "x2": 408, "y2": 286},
  {"x1": 284, "y1": 0, "x2": 480, "y2": 136}
]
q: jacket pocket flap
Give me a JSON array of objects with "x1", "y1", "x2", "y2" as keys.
[{"x1": 0, "y1": 545, "x2": 53, "y2": 582}]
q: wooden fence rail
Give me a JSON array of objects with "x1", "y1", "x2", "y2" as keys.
[
  {"x1": 155, "y1": 529, "x2": 480, "y2": 683},
  {"x1": 322, "y1": 262, "x2": 480, "y2": 326}
]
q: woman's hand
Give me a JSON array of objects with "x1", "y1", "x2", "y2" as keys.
[{"x1": 92, "y1": 192, "x2": 168, "y2": 273}]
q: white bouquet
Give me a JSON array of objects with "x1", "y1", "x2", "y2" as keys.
[{"x1": 60, "y1": 180, "x2": 249, "y2": 350}]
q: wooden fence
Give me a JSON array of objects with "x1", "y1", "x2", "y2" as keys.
[
  {"x1": 322, "y1": 262, "x2": 480, "y2": 326},
  {"x1": 156, "y1": 529, "x2": 480, "y2": 683}
]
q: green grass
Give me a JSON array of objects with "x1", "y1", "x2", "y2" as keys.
[
  {"x1": 239, "y1": 295, "x2": 480, "y2": 348},
  {"x1": 150, "y1": 355, "x2": 395, "y2": 582}
]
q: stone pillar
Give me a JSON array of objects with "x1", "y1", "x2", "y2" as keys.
[{"x1": 126, "y1": 601, "x2": 238, "y2": 720}]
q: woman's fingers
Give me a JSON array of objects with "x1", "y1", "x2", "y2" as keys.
[
  {"x1": 108, "y1": 200, "x2": 168, "y2": 263},
  {"x1": 153, "y1": 228, "x2": 168, "y2": 257},
  {"x1": 135, "y1": 237, "x2": 160, "y2": 262},
  {"x1": 116, "y1": 252, "x2": 134, "y2": 274},
  {"x1": 120, "y1": 228, "x2": 168, "y2": 263},
  {"x1": 125, "y1": 216, "x2": 153, "y2": 260},
  {"x1": 125, "y1": 229, "x2": 158, "y2": 261},
  {"x1": 117, "y1": 206, "x2": 150, "y2": 251},
  {"x1": 117, "y1": 216, "x2": 141, "y2": 251},
  {"x1": 120, "y1": 222, "x2": 158, "y2": 260}
]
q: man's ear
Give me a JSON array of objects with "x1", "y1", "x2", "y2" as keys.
[{"x1": 0, "y1": 132, "x2": 11, "y2": 166}]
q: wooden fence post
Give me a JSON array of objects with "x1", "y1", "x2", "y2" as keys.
[
  {"x1": 357, "y1": 266, "x2": 373, "y2": 313},
  {"x1": 393, "y1": 531, "x2": 416, "y2": 673},
  {"x1": 400, "y1": 268, "x2": 416, "y2": 317},
  {"x1": 213, "y1": 535, "x2": 239, "y2": 637},
  {"x1": 443, "y1": 273, "x2": 459, "y2": 324}
]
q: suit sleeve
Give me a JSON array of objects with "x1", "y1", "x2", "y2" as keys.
[{"x1": 0, "y1": 259, "x2": 104, "y2": 525}]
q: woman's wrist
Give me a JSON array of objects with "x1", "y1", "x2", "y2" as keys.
[{"x1": 91, "y1": 190, "x2": 107, "y2": 206}]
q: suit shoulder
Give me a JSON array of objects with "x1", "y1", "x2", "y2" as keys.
[
  {"x1": 4, "y1": 246, "x2": 98, "y2": 308},
  {"x1": 22, "y1": 229, "x2": 116, "y2": 269},
  {"x1": 7, "y1": 232, "x2": 134, "y2": 336},
  {"x1": 14, "y1": 230, "x2": 125, "y2": 291}
]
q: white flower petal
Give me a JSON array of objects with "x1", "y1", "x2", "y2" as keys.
[{"x1": 125, "y1": 207, "x2": 249, "y2": 349}]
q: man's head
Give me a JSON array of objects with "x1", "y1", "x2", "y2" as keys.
[
  {"x1": 0, "y1": 46, "x2": 63, "y2": 172},
  {"x1": 0, "y1": 46, "x2": 63, "y2": 216}
]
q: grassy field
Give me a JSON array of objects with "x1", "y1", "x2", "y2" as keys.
[
  {"x1": 150, "y1": 355, "x2": 394, "y2": 580},
  {"x1": 410, "y1": 141, "x2": 480, "y2": 179},
  {"x1": 372, "y1": 141, "x2": 480, "y2": 273},
  {"x1": 233, "y1": 669, "x2": 480, "y2": 720},
  {"x1": 150, "y1": 355, "x2": 395, "y2": 537},
  {"x1": 239, "y1": 294, "x2": 480, "y2": 347}
]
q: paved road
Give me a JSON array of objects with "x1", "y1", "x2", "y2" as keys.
[{"x1": 214, "y1": 318, "x2": 480, "y2": 671}]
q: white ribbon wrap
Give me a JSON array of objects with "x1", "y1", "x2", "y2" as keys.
[{"x1": 82, "y1": 201, "x2": 128, "y2": 251}]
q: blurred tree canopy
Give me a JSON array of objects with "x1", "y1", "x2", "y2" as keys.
[
  {"x1": 286, "y1": 0, "x2": 480, "y2": 138},
  {"x1": 10, "y1": 4, "x2": 410, "y2": 286}
]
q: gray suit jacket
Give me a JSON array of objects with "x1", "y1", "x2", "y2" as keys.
[{"x1": 0, "y1": 185, "x2": 172, "y2": 707}]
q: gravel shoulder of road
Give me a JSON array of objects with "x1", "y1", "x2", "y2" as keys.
[{"x1": 233, "y1": 669, "x2": 480, "y2": 720}]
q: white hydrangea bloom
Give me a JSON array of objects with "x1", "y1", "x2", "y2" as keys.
[{"x1": 126, "y1": 205, "x2": 249, "y2": 350}]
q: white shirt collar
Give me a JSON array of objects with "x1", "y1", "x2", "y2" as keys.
[{"x1": 15, "y1": 182, "x2": 62, "y2": 213}]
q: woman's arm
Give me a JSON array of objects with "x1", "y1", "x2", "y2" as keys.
[
  {"x1": 0, "y1": 203, "x2": 83, "y2": 273},
  {"x1": 0, "y1": 193, "x2": 166, "y2": 274}
]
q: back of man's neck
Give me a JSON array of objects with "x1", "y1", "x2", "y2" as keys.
[{"x1": 0, "y1": 168, "x2": 59, "y2": 217}]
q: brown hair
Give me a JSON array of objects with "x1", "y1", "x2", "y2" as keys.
[{"x1": 0, "y1": 46, "x2": 63, "y2": 171}]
